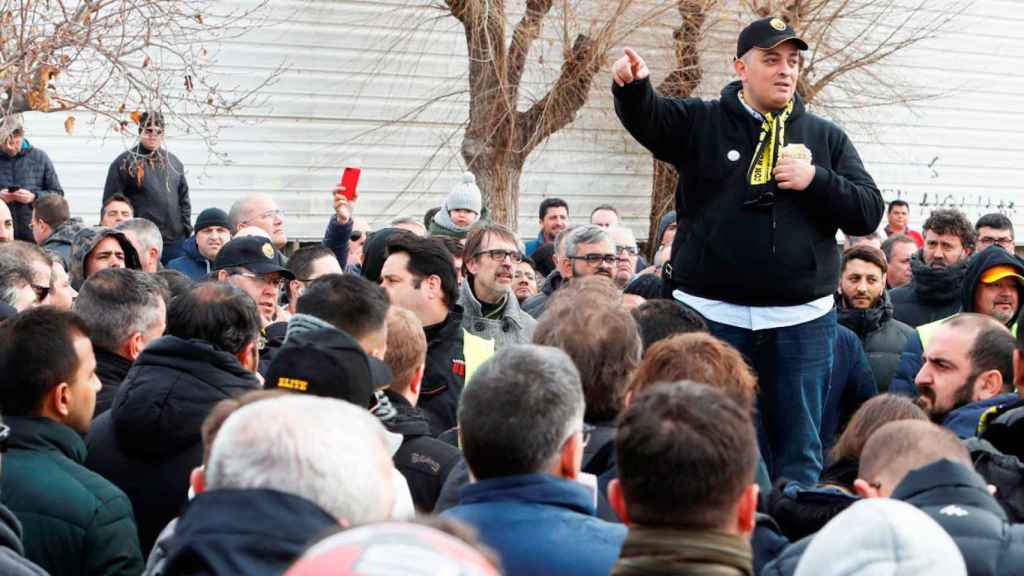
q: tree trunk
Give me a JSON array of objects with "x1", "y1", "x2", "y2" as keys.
[{"x1": 469, "y1": 157, "x2": 523, "y2": 230}]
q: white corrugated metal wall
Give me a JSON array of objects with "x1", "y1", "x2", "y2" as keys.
[{"x1": 21, "y1": 0, "x2": 1024, "y2": 241}]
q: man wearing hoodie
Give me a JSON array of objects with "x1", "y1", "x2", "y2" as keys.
[
  {"x1": 890, "y1": 208, "x2": 976, "y2": 328},
  {"x1": 103, "y1": 112, "x2": 191, "y2": 263},
  {"x1": 429, "y1": 172, "x2": 482, "y2": 239},
  {"x1": 0, "y1": 115, "x2": 63, "y2": 243},
  {"x1": 30, "y1": 194, "x2": 81, "y2": 269},
  {"x1": 68, "y1": 226, "x2": 142, "y2": 290},
  {"x1": 459, "y1": 223, "x2": 536, "y2": 347},
  {"x1": 167, "y1": 208, "x2": 232, "y2": 281},
  {"x1": 613, "y1": 18, "x2": 883, "y2": 486},
  {"x1": 890, "y1": 244, "x2": 1024, "y2": 395},
  {"x1": 84, "y1": 283, "x2": 262, "y2": 554},
  {"x1": 836, "y1": 244, "x2": 915, "y2": 391}
]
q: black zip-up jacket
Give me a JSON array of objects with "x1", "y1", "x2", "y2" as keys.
[
  {"x1": 85, "y1": 336, "x2": 260, "y2": 555},
  {"x1": 103, "y1": 144, "x2": 191, "y2": 243},
  {"x1": 420, "y1": 308, "x2": 467, "y2": 436},
  {"x1": 835, "y1": 290, "x2": 914, "y2": 392},
  {"x1": 613, "y1": 78, "x2": 883, "y2": 306},
  {"x1": 93, "y1": 348, "x2": 133, "y2": 419},
  {"x1": 379, "y1": 390, "x2": 461, "y2": 512}
]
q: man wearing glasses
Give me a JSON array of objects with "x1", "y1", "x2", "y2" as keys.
[
  {"x1": 612, "y1": 18, "x2": 883, "y2": 485},
  {"x1": 103, "y1": 112, "x2": 191, "y2": 265},
  {"x1": 523, "y1": 225, "x2": 617, "y2": 319},
  {"x1": 607, "y1": 226, "x2": 639, "y2": 289},
  {"x1": 214, "y1": 236, "x2": 294, "y2": 330},
  {"x1": 459, "y1": 223, "x2": 537, "y2": 348},
  {"x1": 975, "y1": 213, "x2": 1016, "y2": 254}
]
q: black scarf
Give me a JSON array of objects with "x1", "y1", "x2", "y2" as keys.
[{"x1": 909, "y1": 251, "x2": 968, "y2": 305}]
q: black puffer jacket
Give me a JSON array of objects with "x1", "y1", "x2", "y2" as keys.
[
  {"x1": 889, "y1": 251, "x2": 967, "y2": 328},
  {"x1": 420, "y1": 308, "x2": 467, "y2": 436},
  {"x1": 103, "y1": 144, "x2": 191, "y2": 243},
  {"x1": 85, "y1": 336, "x2": 260, "y2": 555},
  {"x1": 835, "y1": 290, "x2": 914, "y2": 392},
  {"x1": 378, "y1": 390, "x2": 461, "y2": 513},
  {"x1": 0, "y1": 140, "x2": 63, "y2": 242}
]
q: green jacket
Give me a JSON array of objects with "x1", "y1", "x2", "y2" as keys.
[{"x1": 0, "y1": 416, "x2": 144, "y2": 576}]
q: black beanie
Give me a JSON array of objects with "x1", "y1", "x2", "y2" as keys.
[{"x1": 194, "y1": 208, "x2": 230, "y2": 233}]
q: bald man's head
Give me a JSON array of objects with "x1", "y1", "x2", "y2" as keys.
[
  {"x1": 857, "y1": 420, "x2": 970, "y2": 497},
  {"x1": 229, "y1": 194, "x2": 286, "y2": 248}
]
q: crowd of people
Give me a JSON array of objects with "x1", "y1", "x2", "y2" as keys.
[{"x1": 0, "y1": 14, "x2": 1022, "y2": 576}]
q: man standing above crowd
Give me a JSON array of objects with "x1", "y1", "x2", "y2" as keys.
[
  {"x1": 890, "y1": 208, "x2": 975, "y2": 328},
  {"x1": 883, "y1": 200, "x2": 923, "y2": 247},
  {"x1": 0, "y1": 114, "x2": 63, "y2": 243},
  {"x1": 525, "y1": 198, "x2": 569, "y2": 257},
  {"x1": 459, "y1": 223, "x2": 536, "y2": 347},
  {"x1": 835, "y1": 245, "x2": 914, "y2": 391},
  {"x1": 168, "y1": 208, "x2": 233, "y2": 281},
  {"x1": 612, "y1": 17, "x2": 883, "y2": 484},
  {"x1": 103, "y1": 112, "x2": 191, "y2": 263}
]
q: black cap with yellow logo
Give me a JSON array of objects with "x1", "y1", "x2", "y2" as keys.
[
  {"x1": 212, "y1": 236, "x2": 294, "y2": 279},
  {"x1": 736, "y1": 16, "x2": 808, "y2": 59}
]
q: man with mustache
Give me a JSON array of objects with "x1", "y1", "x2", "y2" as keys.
[
  {"x1": 891, "y1": 244, "x2": 1024, "y2": 396},
  {"x1": 890, "y1": 208, "x2": 976, "y2": 328},
  {"x1": 522, "y1": 225, "x2": 617, "y2": 319},
  {"x1": 913, "y1": 314, "x2": 1017, "y2": 437}
]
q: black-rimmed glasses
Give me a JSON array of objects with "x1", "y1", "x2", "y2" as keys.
[
  {"x1": 475, "y1": 249, "x2": 523, "y2": 263},
  {"x1": 567, "y1": 254, "x2": 617, "y2": 266}
]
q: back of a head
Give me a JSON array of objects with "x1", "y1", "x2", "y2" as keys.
[
  {"x1": 794, "y1": 499, "x2": 966, "y2": 576},
  {"x1": 0, "y1": 307, "x2": 90, "y2": 417},
  {"x1": 166, "y1": 282, "x2": 260, "y2": 355},
  {"x1": 631, "y1": 299, "x2": 708, "y2": 352},
  {"x1": 617, "y1": 381, "x2": 757, "y2": 528},
  {"x1": 296, "y1": 274, "x2": 390, "y2": 341},
  {"x1": 33, "y1": 194, "x2": 70, "y2": 229},
  {"x1": 630, "y1": 333, "x2": 757, "y2": 412},
  {"x1": 74, "y1": 268, "x2": 166, "y2": 353},
  {"x1": 154, "y1": 268, "x2": 194, "y2": 303},
  {"x1": 943, "y1": 314, "x2": 1014, "y2": 391},
  {"x1": 459, "y1": 344, "x2": 584, "y2": 480},
  {"x1": 115, "y1": 218, "x2": 163, "y2": 254},
  {"x1": 200, "y1": 389, "x2": 288, "y2": 466},
  {"x1": 859, "y1": 420, "x2": 971, "y2": 491},
  {"x1": 384, "y1": 307, "x2": 426, "y2": 393},
  {"x1": 206, "y1": 395, "x2": 394, "y2": 525},
  {"x1": 533, "y1": 290, "x2": 640, "y2": 422},
  {"x1": 830, "y1": 394, "x2": 927, "y2": 463}
]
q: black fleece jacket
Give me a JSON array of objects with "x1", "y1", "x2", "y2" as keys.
[{"x1": 613, "y1": 78, "x2": 883, "y2": 306}]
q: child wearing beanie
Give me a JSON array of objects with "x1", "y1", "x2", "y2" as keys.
[{"x1": 429, "y1": 172, "x2": 482, "y2": 239}]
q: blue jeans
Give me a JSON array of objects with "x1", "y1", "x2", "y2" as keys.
[{"x1": 706, "y1": 310, "x2": 836, "y2": 486}]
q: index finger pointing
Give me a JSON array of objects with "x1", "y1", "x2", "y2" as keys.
[{"x1": 624, "y1": 47, "x2": 640, "y2": 63}]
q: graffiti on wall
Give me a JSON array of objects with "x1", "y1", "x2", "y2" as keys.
[{"x1": 880, "y1": 188, "x2": 1018, "y2": 220}]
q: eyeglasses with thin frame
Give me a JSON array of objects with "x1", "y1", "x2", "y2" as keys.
[
  {"x1": 245, "y1": 209, "x2": 284, "y2": 224},
  {"x1": 31, "y1": 284, "x2": 49, "y2": 303},
  {"x1": 979, "y1": 236, "x2": 1014, "y2": 248},
  {"x1": 567, "y1": 254, "x2": 617, "y2": 266},
  {"x1": 231, "y1": 272, "x2": 286, "y2": 290},
  {"x1": 616, "y1": 245, "x2": 638, "y2": 256},
  {"x1": 475, "y1": 249, "x2": 523, "y2": 263}
]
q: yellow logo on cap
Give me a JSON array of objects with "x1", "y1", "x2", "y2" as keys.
[
  {"x1": 276, "y1": 377, "x2": 308, "y2": 391},
  {"x1": 262, "y1": 243, "x2": 274, "y2": 259},
  {"x1": 770, "y1": 18, "x2": 787, "y2": 31}
]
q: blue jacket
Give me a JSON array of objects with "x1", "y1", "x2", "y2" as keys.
[
  {"x1": 524, "y1": 231, "x2": 547, "y2": 258},
  {"x1": 821, "y1": 325, "x2": 877, "y2": 452},
  {"x1": 442, "y1": 473, "x2": 626, "y2": 576},
  {"x1": 943, "y1": 394, "x2": 1019, "y2": 439},
  {"x1": 167, "y1": 236, "x2": 211, "y2": 281}
]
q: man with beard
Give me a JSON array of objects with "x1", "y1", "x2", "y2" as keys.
[
  {"x1": 913, "y1": 314, "x2": 1017, "y2": 437},
  {"x1": 523, "y1": 225, "x2": 617, "y2": 318},
  {"x1": 835, "y1": 245, "x2": 914, "y2": 391},
  {"x1": 459, "y1": 223, "x2": 536, "y2": 348},
  {"x1": 891, "y1": 244, "x2": 1024, "y2": 395},
  {"x1": 890, "y1": 209, "x2": 975, "y2": 328}
]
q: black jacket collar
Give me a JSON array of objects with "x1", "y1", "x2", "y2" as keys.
[
  {"x1": 835, "y1": 289, "x2": 896, "y2": 337},
  {"x1": 6, "y1": 416, "x2": 86, "y2": 464},
  {"x1": 891, "y1": 458, "x2": 1007, "y2": 519}
]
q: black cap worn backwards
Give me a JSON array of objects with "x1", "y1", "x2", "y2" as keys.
[
  {"x1": 212, "y1": 236, "x2": 294, "y2": 279},
  {"x1": 265, "y1": 327, "x2": 393, "y2": 408},
  {"x1": 736, "y1": 17, "x2": 808, "y2": 59}
]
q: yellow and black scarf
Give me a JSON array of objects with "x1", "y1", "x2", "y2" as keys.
[{"x1": 741, "y1": 92, "x2": 794, "y2": 186}]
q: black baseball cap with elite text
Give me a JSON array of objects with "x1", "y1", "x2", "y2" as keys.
[{"x1": 737, "y1": 17, "x2": 808, "y2": 59}]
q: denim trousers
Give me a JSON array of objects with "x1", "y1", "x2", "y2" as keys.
[{"x1": 706, "y1": 310, "x2": 837, "y2": 486}]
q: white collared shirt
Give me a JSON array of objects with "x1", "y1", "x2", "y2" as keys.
[{"x1": 674, "y1": 290, "x2": 833, "y2": 331}]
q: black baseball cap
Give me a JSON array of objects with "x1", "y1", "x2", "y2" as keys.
[
  {"x1": 213, "y1": 236, "x2": 294, "y2": 279},
  {"x1": 265, "y1": 327, "x2": 392, "y2": 408},
  {"x1": 736, "y1": 17, "x2": 808, "y2": 59}
]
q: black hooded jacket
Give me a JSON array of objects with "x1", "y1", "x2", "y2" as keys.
[
  {"x1": 379, "y1": 390, "x2": 461, "y2": 512},
  {"x1": 613, "y1": 78, "x2": 883, "y2": 306},
  {"x1": 85, "y1": 336, "x2": 260, "y2": 555},
  {"x1": 835, "y1": 290, "x2": 914, "y2": 391},
  {"x1": 889, "y1": 251, "x2": 968, "y2": 328},
  {"x1": 93, "y1": 348, "x2": 133, "y2": 418},
  {"x1": 161, "y1": 489, "x2": 338, "y2": 576}
]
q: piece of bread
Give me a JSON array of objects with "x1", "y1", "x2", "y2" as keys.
[{"x1": 780, "y1": 143, "x2": 812, "y2": 163}]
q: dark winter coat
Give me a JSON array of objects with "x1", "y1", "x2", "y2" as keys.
[
  {"x1": 161, "y1": 489, "x2": 339, "y2": 576},
  {"x1": 443, "y1": 473, "x2": 627, "y2": 576},
  {"x1": 889, "y1": 251, "x2": 967, "y2": 328},
  {"x1": 941, "y1": 394, "x2": 1019, "y2": 439},
  {"x1": 167, "y1": 236, "x2": 212, "y2": 282},
  {"x1": 420, "y1": 308, "x2": 468, "y2": 436},
  {"x1": 821, "y1": 325, "x2": 877, "y2": 452},
  {"x1": 68, "y1": 226, "x2": 141, "y2": 290},
  {"x1": 0, "y1": 502, "x2": 47, "y2": 576},
  {"x1": 522, "y1": 269, "x2": 563, "y2": 319},
  {"x1": 41, "y1": 218, "x2": 83, "y2": 270},
  {"x1": 0, "y1": 139, "x2": 63, "y2": 242},
  {"x1": 835, "y1": 290, "x2": 914, "y2": 391},
  {"x1": 103, "y1": 144, "x2": 191, "y2": 243},
  {"x1": 85, "y1": 336, "x2": 261, "y2": 555},
  {"x1": 613, "y1": 78, "x2": 883, "y2": 306},
  {"x1": 379, "y1": 390, "x2": 461, "y2": 513},
  {"x1": 967, "y1": 431, "x2": 1024, "y2": 523},
  {"x1": 1, "y1": 416, "x2": 144, "y2": 576},
  {"x1": 93, "y1": 348, "x2": 133, "y2": 418}
]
